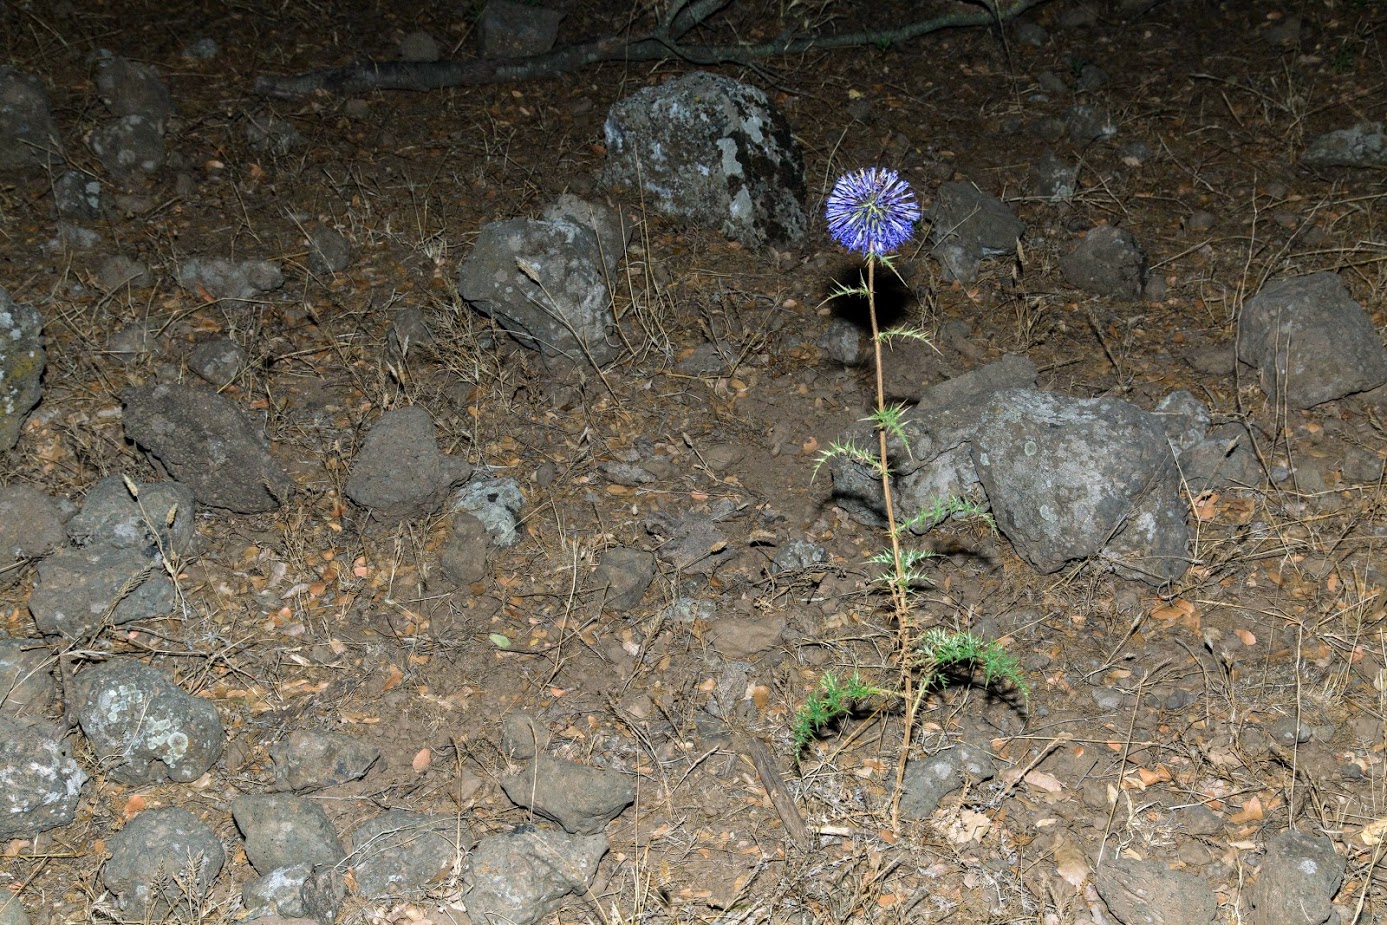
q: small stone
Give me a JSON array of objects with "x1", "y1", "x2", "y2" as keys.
[{"x1": 188, "y1": 337, "x2": 247, "y2": 386}]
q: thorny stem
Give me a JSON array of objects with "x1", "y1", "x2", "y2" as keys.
[{"x1": 865, "y1": 259, "x2": 916, "y2": 832}]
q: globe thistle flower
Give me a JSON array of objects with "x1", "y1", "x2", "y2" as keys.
[{"x1": 825, "y1": 167, "x2": 922, "y2": 258}]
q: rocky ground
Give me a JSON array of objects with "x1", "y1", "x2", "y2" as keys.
[{"x1": 2, "y1": 0, "x2": 1387, "y2": 923}]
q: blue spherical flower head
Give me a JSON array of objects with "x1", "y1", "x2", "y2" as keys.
[{"x1": 825, "y1": 167, "x2": 922, "y2": 258}]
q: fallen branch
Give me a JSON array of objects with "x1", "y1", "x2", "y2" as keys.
[{"x1": 254, "y1": 0, "x2": 1050, "y2": 98}]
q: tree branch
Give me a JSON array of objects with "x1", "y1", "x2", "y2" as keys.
[{"x1": 254, "y1": 0, "x2": 1050, "y2": 99}]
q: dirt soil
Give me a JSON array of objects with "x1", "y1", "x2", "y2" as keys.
[{"x1": 3, "y1": 0, "x2": 1387, "y2": 922}]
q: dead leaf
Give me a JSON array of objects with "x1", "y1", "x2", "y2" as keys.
[
  {"x1": 412, "y1": 748, "x2": 432, "y2": 773},
  {"x1": 1053, "y1": 835, "x2": 1090, "y2": 888},
  {"x1": 1024, "y1": 770, "x2": 1065, "y2": 794},
  {"x1": 1361, "y1": 817, "x2": 1387, "y2": 846},
  {"x1": 381, "y1": 664, "x2": 404, "y2": 692},
  {"x1": 1229, "y1": 795, "x2": 1264, "y2": 823}
]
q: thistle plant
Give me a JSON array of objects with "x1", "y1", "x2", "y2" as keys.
[{"x1": 798, "y1": 167, "x2": 1025, "y2": 826}]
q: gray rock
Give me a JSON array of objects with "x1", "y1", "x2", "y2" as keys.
[
  {"x1": 0, "y1": 717, "x2": 86, "y2": 838},
  {"x1": 242, "y1": 863, "x2": 312, "y2": 918},
  {"x1": 301, "y1": 865, "x2": 346, "y2": 924},
  {"x1": 540, "y1": 195, "x2": 633, "y2": 264},
  {"x1": 1303, "y1": 120, "x2": 1387, "y2": 168},
  {"x1": 1066, "y1": 102, "x2": 1117, "y2": 144},
  {"x1": 818, "y1": 317, "x2": 865, "y2": 366},
  {"x1": 917, "y1": 354, "x2": 1037, "y2": 413},
  {"x1": 1154, "y1": 390, "x2": 1211, "y2": 456},
  {"x1": 245, "y1": 113, "x2": 303, "y2": 154},
  {"x1": 1015, "y1": 21, "x2": 1048, "y2": 46},
  {"x1": 89, "y1": 114, "x2": 166, "y2": 176},
  {"x1": 601, "y1": 71, "x2": 806, "y2": 248},
  {"x1": 347, "y1": 406, "x2": 471, "y2": 521},
  {"x1": 0, "y1": 485, "x2": 65, "y2": 588},
  {"x1": 103, "y1": 807, "x2": 224, "y2": 918},
  {"x1": 0, "y1": 289, "x2": 45, "y2": 451},
  {"x1": 76, "y1": 659, "x2": 223, "y2": 783},
  {"x1": 1237, "y1": 272, "x2": 1387, "y2": 409},
  {"x1": 398, "y1": 30, "x2": 441, "y2": 62},
  {"x1": 458, "y1": 215, "x2": 621, "y2": 365},
  {"x1": 1076, "y1": 63, "x2": 1109, "y2": 91},
  {"x1": 387, "y1": 306, "x2": 433, "y2": 358},
  {"x1": 464, "y1": 827, "x2": 606, "y2": 925},
  {"x1": 104, "y1": 319, "x2": 161, "y2": 362},
  {"x1": 95, "y1": 56, "x2": 174, "y2": 131},
  {"x1": 0, "y1": 67, "x2": 58, "y2": 169},
  {"x1": 1060, "y1": 225, "x2": 1147, "y2": 297},
  {"x1": 1029, "y1": 149, "x2": 1076, "y2": 202},
  {"x1": 501, "y1": 755, "x2": 635, "y2": 835},
  {"x1": 270, "y1": 729, "x2": 380, "y2": 793},
  {"x1": 177, "y1": 256, "x2": 284, "y2": 301},
  {"x1": 708, "y1": 615, "x2": 785, "y2": 660},
  {"x1": 95, "y1": 255, "x2": 153, "y2": 291},
  {"x1": 452, "y1": 477, "x2": 525, "y2": 547},
  {"x1": 53, "y1": 170, "x2": 102, "y2": 218},
  {"x1": 644, "y1": 508, "x2": 735, "y2": 575},
  {"x1": 68, "y1": 475, "x2": 195, "y2": 556},
  {"x1": 479, "y1": 0, "x2": 565, "y2": 57},
  {"x1": 1095, "y1": 856, "x2": 1215, "y2": 925},
  {"x1": 122, "y1": 382, "x2": 294, "y2": 513},
  {"x1": 188, "y1": 336, "x2": 247, "y2": 386},
  {"x1": 899, "y1": 743, "x2": 996, "y2": 820},
  {"x1": 500, "y1": 712, "x2": 550, "y2": 761},
  {"x1": 770, "y1": 538, "x2": 827, "y2": 574},
  {"x1": 927, "y1": 181, "x2": 1024, "y2": 283},
  {"x1": 307, "y1": 225, "x2": 351, "y2": 275},
  {"x1": 28, "y1": 543, "x2": 176, "y2": 638},
  {"x1": 1245, "y1": 831, "x2": 1344, "y2": 925},
  {"x1": 0, "y1": 639, "x2": 55, "y2": 721},
  {"x1": 181, "y1": 37, "x2": 219, "y2": 60},
  {"x1": 348, "y1": 810, "x2": 458, "y2": 897},
  {"x1": 592, "y1": 546, "x2": 656, "y2": 611},
  {"x1": 232, "y1": 794, "x2": 345, "y2": 873},
  {"x1": 438, "y1": 511, "x2": 490, "y2": 586},
  {"x1": 972, "y1": 389, "x2": 1188, "y2": 583},
  {"x1": 0, "y1": 895, "x2": 29, "y2": 925}
]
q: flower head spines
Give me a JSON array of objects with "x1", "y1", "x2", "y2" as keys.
[{"x1": 825, "y1": 167, "x2": 922, "y2": 258}]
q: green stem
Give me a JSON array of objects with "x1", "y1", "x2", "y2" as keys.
[{"x1": 866, "y1": 258, "x2": 917, "y2": 832}]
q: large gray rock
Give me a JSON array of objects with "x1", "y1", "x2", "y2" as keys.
[
  {"x1": 500, "y1": 755, "x2": 635, "y2": 835},
  {"x1": 232, "y1": 794, "x2": 345, "y2": 874},
  {"x1": 458, "y1": 215, "x2": 623, "y2": 365},
  {"x1": 103, "y1": 807, "x2": 224, "y2": 918},
  {"x1": 602, "y1": 71, "x2": 806, "y2": 248},
  {"x1": 95, "y1": 55, "x2": 174, "y2": 130},
  {"x1": 1095, "y1": 856, "x2": 1216, "y2": 925},
  {"x1": 0, "y1": 289, "x2": 45, "y2": 451},
  {"x1": 76, "y1": 659, "x2": 224, "y2": 783},
  {"x1": 0, "y1": 639, "x2": 56, "y2": 722},
  {"x1": 88, "y1": 114, "x2": 166, "y2": 176},
  {"x1": 346, "y1": 406, "x2": 471, "y2": 521},
  {"x1": 972, "y1": 389, "x2": 1188, "y2": 583},
  {"x1": 1245, "y1": 831, "x2": 1343, "y2": 925},
  {"x1": 1060, "y1": 225, "x2": 1148, "y2": 298},
  {"x1": 67, "y1": 475, "x2": 195, "y2": 556},
  {"x1": 177, "y1": 256, "x2": 285, "y2": 302},
  {"x1": 927, "y1": 182, "x2": 1025, "y2": 284},
  {"x1": 1302, "y1": 120, "x2": 1387, "y2": 168},
  {"x1": 122, "y1": 383, "x2": 294, "y2": 513},
  {"x1": 0, "y1": 485, "x2": 65, "y2": 588},
  {"x1": 464, "y1": 828, "x2": 606, "y2": 925},
  {"x1": 1237, "y1": 272, "x2": 1387, "y2": 409},
  {"x1": 0, "y1": 67, "x2": 57, "y2": 169},
  {"x1": 348, "y1": 810, "x2": 458, "y2": 897},
  {"x1": 28, "y1": 543, "x2": 176, "y2": 638},
  {"x1": 0, "y1": 717, "x2": 86, "y2": 838}
]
